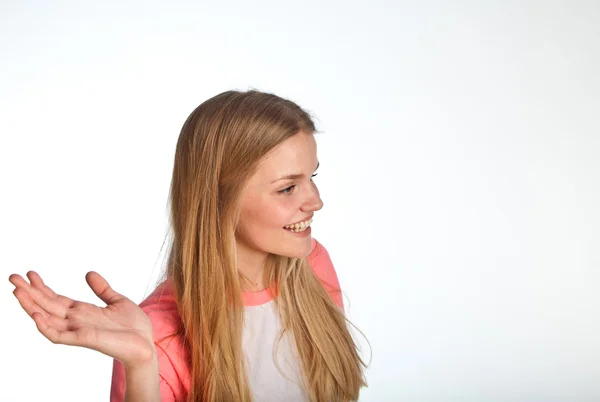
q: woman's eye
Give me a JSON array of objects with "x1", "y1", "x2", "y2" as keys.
[
  {"x1": 279, "y1": 185, "x2": 296, "y2": 194},
  {"x1": 278, "y1": 174, "x2": 318, "y2": 195}
]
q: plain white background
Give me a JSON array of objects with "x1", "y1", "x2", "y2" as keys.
[{"x1": 1, "y1": 1, "x2": 599, "y2": 401}]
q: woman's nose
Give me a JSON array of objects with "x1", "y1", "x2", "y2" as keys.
[{"x1": 304, "y1": 185, "x2": 323, "y2": 212}]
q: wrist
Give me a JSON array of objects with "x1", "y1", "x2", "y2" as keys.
[
  {"x1": 124, "y1": 353, "x2": 159, "y2": 380},
  {"x1": 123, "y1": 344, "x2": 158, "y2": 372},
  {"x1": 123, "y1": 350, "x2": 161, "y2": 402}
]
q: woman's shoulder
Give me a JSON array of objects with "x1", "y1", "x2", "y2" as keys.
[
  {"x1": 137, "y1": 281, "x2": 182, "y2": 340},
  {"x1": 308, "y1": 237, "x2": 344, "y2": 310},
  {"x1": 308, "y1": 237, "x2": 326, "y2": 262},
  {"x1": 308, "y1": 237, "x2": 337, "y2": 282},
  {"x1": 140, "y1": 280, "x2": 180, "y2": 324}
]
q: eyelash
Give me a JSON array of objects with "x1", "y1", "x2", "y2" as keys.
[{"x1": 278, "y1": 173, "x2": 318, "y2": 195}]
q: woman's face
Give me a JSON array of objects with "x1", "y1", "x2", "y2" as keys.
[{"x1": 236, "y1": 130, "x2": 323, "y2": 260}]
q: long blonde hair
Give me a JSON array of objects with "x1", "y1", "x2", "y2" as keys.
[{"x1": 165, "y1": 89, "x2": 368, "y2": 401}]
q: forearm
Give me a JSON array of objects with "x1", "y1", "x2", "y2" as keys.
[{"x1": 123, "y1": 354, "x2": 161, "y2": 402}]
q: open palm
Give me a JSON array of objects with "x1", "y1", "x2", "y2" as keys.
[{"x1": 9, "y1": 271, "x2": 156, "y2": 369}]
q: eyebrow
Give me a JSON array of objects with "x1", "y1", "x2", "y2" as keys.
[{"x1": 272, "y1": 162, "x2": 319, "y2": 183}]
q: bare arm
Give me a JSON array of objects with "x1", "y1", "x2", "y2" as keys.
[{"x1": 124, "y1": 354, "x2": 161, "y2": 402}]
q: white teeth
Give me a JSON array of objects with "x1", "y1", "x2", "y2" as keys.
[{"x1": 284, "y1": 218, "x2": 313, "y2": 232}]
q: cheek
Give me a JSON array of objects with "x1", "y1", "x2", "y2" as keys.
[{"x1": 243, "y1": 203, "x2": 289, "y2": 232}]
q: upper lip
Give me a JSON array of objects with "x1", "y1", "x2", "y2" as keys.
[{"x1": 285, "y1": 216, "x2": 313, "y2": 226}]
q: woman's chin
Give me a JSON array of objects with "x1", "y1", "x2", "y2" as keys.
[{"x1": 277, "y1": 240, "x2": 313, "y2": 259}]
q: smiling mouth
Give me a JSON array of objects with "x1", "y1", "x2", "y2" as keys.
[{"x1": 283, "y1": 218, "x2": 313, "y2": 233}]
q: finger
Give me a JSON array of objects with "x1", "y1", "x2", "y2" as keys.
[
  {"x1": 14, "y1": 289, "x2": 69, "y2": 331},
  {"x1": 32, "y1": 312, "x2": 82, "y2": 346},
  {"x1": 13, "y1": 287, "x2": 45, "y2": 317},
  {"x1": 26, "y1": 271, "x2": 75, "y2": 309},
  {"x1": 9, "y1": 273, "x2": 31, "y2": 289},
  {"x1": 27, "y1": 271, "x2": 59, "y2": 298},
  {"x1": 11, "y1": 277, "x2": 69, "y2": 318},
  {"x1": 85, "y1": 272, "x2": 126, "y2": 305}
]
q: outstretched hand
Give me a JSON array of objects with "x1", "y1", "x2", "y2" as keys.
[{"x1": 9, "y1": 271, "x2": 156, "y2": 369}]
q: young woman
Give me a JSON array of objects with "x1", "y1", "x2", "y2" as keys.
[{"x1": 9, "y1": 90, "x2": 368, "y2": 401}]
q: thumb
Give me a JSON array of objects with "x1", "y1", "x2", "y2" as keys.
[{"x1": 85, "y1": 271, "x2": 126, "y2": 305}]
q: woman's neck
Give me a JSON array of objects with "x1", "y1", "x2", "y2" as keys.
[{"x1": 236, "y1": 242, "x2": 269, "y2": 292}]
